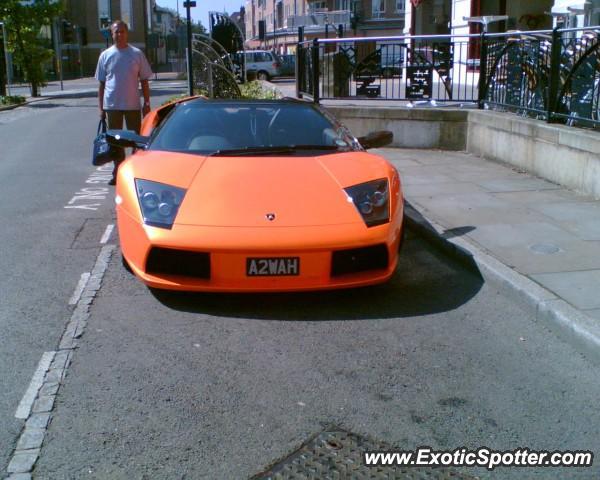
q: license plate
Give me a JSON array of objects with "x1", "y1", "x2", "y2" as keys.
[{"x1": 246, "y1": 257, "x2": 300, "y2": 276}]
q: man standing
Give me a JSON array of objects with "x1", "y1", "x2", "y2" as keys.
[{"x1": 95, "y1": 20, "x2": 153, "y2": 185}]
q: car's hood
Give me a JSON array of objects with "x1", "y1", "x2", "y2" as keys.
[{"x1": 169, "y1": 151, "x2": 390, "y2": 228}]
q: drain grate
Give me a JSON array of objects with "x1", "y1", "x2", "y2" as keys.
[{"x1": 252, "y1": 428, "x2": 478, "y2": 479}]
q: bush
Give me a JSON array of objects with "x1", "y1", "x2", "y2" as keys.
[
  {"x1": 0, "y1": 95, "x2": 26, "y2": 106},
  {"x1": 161, "y1": 81, "x2": 280, "y2": 105},
  {"x1": 239, "y1": 81, "x2": 280, "y2": 99},
  {"x1": 161, "y1": 93, "x2": 191, "y2": 106}
]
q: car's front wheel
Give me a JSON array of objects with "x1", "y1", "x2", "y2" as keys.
[{"x1": 257, "y1": 71, "x2": 270, "y2": 81}]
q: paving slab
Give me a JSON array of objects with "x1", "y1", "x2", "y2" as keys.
[
  {"x1": 531, "y1": 270, "x2": 600, "y2": 310},
  {"x1": 586, "y1": 309, "x2": 600, "y2": 320},
  {"x1": 410, "y1": 193, "x2": 542, "y2": 226},
  {"x1": 492, "y1": 189, "x2": 596, "y2": 206},
  {"x1": 378, "y1": 147, "x2": 600, "y2": 363},
  {"x1": 532, "y1": 202, "x2": 600, "y2": 240},
  {"x1": 404, "y1": 181, "x2": 486, "y2": 197},
  {"x1": 479, "y1": 240, "x2": 600, "y2": 275},
  {"x1": 478, "y1": 177, "x2": 561, "y2": 192}
]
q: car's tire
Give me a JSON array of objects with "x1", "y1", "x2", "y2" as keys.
[
  {"x1": 121, "y1": 254, "x2": 133, "y2": 274},
  {"x1": 257, "y1": 71, "x2": 269, "y2": 81}
]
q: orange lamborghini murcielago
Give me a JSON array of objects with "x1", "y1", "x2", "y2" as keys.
[{"x1": 107, "y1": 97, "x2": 404, "y2": 292}]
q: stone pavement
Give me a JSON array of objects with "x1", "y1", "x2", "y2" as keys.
[{"x1": 378, "y1": 146, "x2": 600, "y2": 362}]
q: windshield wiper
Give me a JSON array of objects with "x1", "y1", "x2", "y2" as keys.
[{"x1": 208, "y1": 145, "x2": 343, "y2": 156}]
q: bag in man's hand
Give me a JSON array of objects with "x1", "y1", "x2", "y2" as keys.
[{"x1": 92, "y1": 118, "x2": 125, "y2": 166}]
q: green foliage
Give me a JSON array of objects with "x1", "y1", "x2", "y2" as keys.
[
  {"x1": 0, "y1": 0, "x2": 63, "y2": 96},
  {"x1": 0, "y1": 95, "x2": 26, "y2": 105},
  {"x1": 161, "y1": 81, "x2": 280, "y2": 105},
  {"x1": 239, "y1": 81, "x2": 281, "y2": 99},
  {"x1": 161, "y1": 93, "x2": 189, "y2": 106}
]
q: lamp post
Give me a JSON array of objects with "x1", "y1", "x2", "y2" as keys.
[
  {"x1": 183, "y1": 1, "x2": 195, "y2": 96},
  {"x1": 0, "y1": 22, "x2": 11, "y2": 96}
]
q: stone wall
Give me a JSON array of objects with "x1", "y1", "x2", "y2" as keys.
[{"x1": 324, "y1": 105, "x2": 600, "y2": 198}]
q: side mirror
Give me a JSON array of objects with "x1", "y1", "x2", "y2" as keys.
[
  {"x1": 106, "y1": 129, "x2": 150, "y2": 149},
  {"x1": 357, "y1": 130, "x2": 393, "y2": 149}
]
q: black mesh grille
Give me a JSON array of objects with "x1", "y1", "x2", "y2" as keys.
[
  {"x1": 146, "y1": 247, "x2": 211, "y2": 279},
  {"x1": 331, "y1": 244, "x2": 389, "y2": 277}
]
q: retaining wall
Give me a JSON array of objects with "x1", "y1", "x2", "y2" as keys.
[{"x1": 324, "y1": 106, "x2": 600, "y2": 198}]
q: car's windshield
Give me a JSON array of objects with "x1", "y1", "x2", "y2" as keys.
[{"x1": 149, "y1": 101, "x2": 355, "y2": 155}]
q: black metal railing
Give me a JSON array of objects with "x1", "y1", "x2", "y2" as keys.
[{"x1": 296, "y1": 27, "x2": 600, "y2": 128}]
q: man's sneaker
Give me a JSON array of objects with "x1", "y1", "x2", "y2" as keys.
[{"x1": 108, "y1": 177, "x2": 116, "y2": 186}]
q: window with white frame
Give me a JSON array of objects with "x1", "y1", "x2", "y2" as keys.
[
  {"x1": 372, "y1": 0, "x2": 385, "y2": 17},
  {"x1": 335, "y1": 0, "x2": 349, "y2": 10},
  {"x1": 120, "y1": 0, "x2": 133, "y2": 30},
  {"x1": 395, "y1": 0, "x2": 405, "y2": 12},
  {"x1": 98, "y1": 0, "x2": 111, "y2": 29},
  {"x1": 372, "y1": 0, "x2": 384, "y2": 16}
]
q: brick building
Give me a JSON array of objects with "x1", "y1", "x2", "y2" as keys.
[
  {"x1": 243, "y1": 0, "x2": 407, "y2": 54},
  {"x1": 60, "y1": 0, "x2": 150, "y2": 77}
]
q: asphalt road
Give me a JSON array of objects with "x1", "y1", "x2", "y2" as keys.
[{"x1": 1, "y1": 94, "x2": 599, "y2": 479}]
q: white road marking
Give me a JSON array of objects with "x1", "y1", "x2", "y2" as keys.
[
  {"x1": 65, "y1": 182, "x2": 110, "y2": 211},
  {"x1": 68, "y1": 272, "x2": 91, "y2": 306},
  {"x1": 15, "y1": 352, "x2": 56, "y2": 419},
  {"x1": 100, "y1": 224, "x2": 114, "y2": 244}
]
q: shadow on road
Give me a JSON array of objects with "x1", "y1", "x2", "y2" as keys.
[
  {"x1": 150, "y1": 229, "x2": 484, "y2": 321},
  {"x1": 28, "y1": 102, "x2": 66, "y2": 109}
]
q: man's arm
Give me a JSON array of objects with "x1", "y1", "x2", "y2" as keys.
[
  {"x1": 98, "y1": 81, "x2": 106, "y2": 119},
  {"x1": 141, "y1": 79, "x2": 150, "y2": 116}
]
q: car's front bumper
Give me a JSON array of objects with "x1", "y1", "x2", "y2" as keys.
[{"x1": 117, "y1": 205, "x2": 403, "y2": 292}]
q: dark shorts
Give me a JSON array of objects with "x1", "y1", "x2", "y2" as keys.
[{"x1": 106, "y1": 110, "x2": 142, "y2": 134}]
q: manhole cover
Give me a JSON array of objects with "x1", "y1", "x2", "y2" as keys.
[
  {"x1": 529, "y1": 243, "x2": 561, "y2": 255},
  {"x1": 252, "y1": 428, "x2": 478, "y2": 479}
]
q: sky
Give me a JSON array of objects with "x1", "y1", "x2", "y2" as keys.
[{"x1": 155, "y1": 0, "x2": 245, "y2": 30}]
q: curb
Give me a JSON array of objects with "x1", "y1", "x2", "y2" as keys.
[
  {"x1": 0, "y1": 89, "x2": 98, "y2": 112},
  {"x1": 404, "y1": 202, "x2": 600, "y2": 365},
  {"x1": 0, "y1": 102, "x2": 24, "y2": 112}
]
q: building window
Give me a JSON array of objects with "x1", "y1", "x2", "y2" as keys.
[
  {"x1": 335, "y1": 0, "x2": 349, "y2": 10},
  {"x1": 395, "y1": 0, "x2": 405, "y2": 13},
  {"x1": 309, "y1": 1, "x2": 327, "y2": 12},
  {"x1": 372, "y1": 0, "x2": 385, "y2": 18},
  {"x1": 98, "y1": 0, "x2": 111, "y2": 29},
  {"x1": 121, "y1": 0, "x2": 133, "y2": 30}
]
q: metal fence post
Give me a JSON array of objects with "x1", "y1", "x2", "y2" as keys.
[
  {"x1": 296, "y1": 43, "x2": 303, "y2": 99},
  {"x1": 477, "y1": 31, "x2": 488, "y2": 109},
  {"x1": 296, "y1": 27, "x2": 305, "y2": 98},
  {"x1": 547, "y1": 27, "x2": 562, "y2": 123},
  {"x1": 312, "y1": 38, "x2": 320, "y2": 103}
]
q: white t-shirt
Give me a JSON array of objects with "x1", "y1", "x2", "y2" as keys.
[{"x1": 95, "y1": 45, "x2": 153, "y2": 111}]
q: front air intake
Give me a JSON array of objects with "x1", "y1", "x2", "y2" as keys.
[
  {"x1": 331, "y1": 244, "x2": 389, "y2": 277},
  {"x1": 146, "y1": 247, "x2": 211, "y2": 279}
]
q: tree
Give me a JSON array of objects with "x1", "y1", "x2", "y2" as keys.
[
  {"x1": 0, "y1": 28, "x2": 6, "y2": 97},
  {"x1": 210, "y1": 13, "x2": 243, "y2": 55},
  {"x1": 0, "y1": 0, "x2": 63, "y2": 97}
]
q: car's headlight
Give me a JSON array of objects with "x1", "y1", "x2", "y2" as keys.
[
  {"x1": 345, "y1": 179, "x2": 389, "y2": 227},
  {"x1": 135, "y1": 179, "x2": 186, "y2": 229}
]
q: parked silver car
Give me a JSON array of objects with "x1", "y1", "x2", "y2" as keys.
[{"x1": 232, "y1": 50, "x2": 283, "y2": 80}]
